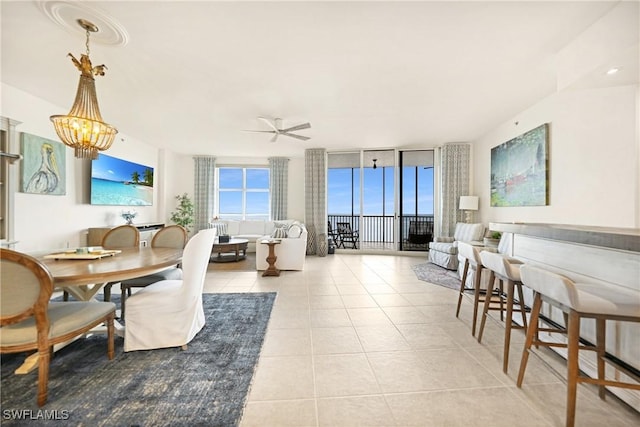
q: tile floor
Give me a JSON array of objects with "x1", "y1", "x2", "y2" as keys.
[{"x1": 202, "y1": 253, "x2": 640, "y2": 427}]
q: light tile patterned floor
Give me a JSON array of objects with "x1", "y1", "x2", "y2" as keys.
[{"x1": 202, "y1": 253, "x2": 640, "y2": 427}]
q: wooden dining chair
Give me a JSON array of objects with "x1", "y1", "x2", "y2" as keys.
[
  {"x1": 0, "y1": 249, "x2": 116, "y2": 406},
  {"x1": 100, "y1": 225, "x2": 140, "y2": 303},
  {"x1": 119, "y1": 225, "x2": 188, "y2": 320}
]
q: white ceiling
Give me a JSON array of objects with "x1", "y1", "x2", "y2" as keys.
[{"x1": 0, "y1": 1, "x2": 630, "y2": 158}]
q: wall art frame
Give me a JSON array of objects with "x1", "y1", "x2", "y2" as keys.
[
  {"x1": 490, "y1": 123, "x2": 549, "y2": 207},
  {"x1": 20, "y1": 133, "x2": 66, "y2": 195}
]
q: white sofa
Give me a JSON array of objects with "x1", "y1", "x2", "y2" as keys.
[
  {"x1": 210, "y1": 219, "x2": 306, "y2": 256},
  {"x1": 428, "y1": 222, "x2": 485, "y2": 270},
  {"x1": 256, "y1": 223, "x2": 307, "y2": 271},
  {"x1": 210, "y1": 220, "x2": 280, "y2": 252}
]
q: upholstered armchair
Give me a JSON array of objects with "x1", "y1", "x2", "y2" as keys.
[{"x1": 428, "y1": 222, "x2": 485, "y2": 270}]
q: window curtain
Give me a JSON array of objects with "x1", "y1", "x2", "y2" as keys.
[
  {"x1": 269, "y1": 157, "x2": 289, "y2": 221},
  {"x1": 193, "y1": 156, "x2": 216, "y2": 233},
  {"x1": 438, "y1": 144, "x2": 470, "y2": 237},
  {"x1": 304, "y1": 148, "x2": 326, "y2": 255}
]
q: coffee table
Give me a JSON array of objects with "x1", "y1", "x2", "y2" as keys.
[{"x1": 210, "y1": 238, "x2": 249, "y2": 263}]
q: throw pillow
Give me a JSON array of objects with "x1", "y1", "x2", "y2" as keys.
[
  {"x1": 288, "y1": 223, "x2": 303, "y2": 238},
  {"x1": 210, "y1": 222, "x2": 228, "y2": 236},
  {"x1": 271, "y1": 227, "x2": 288, "y2": 238}
]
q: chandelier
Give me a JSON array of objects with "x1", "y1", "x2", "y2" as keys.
[{"x1": 50, "y1": 19, "x2": 117, "y2": 160}]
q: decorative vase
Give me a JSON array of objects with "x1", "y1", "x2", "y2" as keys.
[
  {"x1": 318, "y1": 233, "x2": 328, "y2": 257},
  {"x1": 306, "y1": 224, "x2": 317, "y2": 255}
]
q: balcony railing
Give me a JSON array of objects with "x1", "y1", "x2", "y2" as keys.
[{"x1": 328, "y1": 215, "x2": 434, "y2": 251}]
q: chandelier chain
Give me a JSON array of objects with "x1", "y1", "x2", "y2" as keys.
[{"x1": 85, "y1": 29, "x2": 91, "y2": 56}]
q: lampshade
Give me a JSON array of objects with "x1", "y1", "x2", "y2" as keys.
[
  {"x1": 50, "y1": 19, "x2": 117, "y2": 160},
  {"x1": 459, "y1": 196, "x2": 479, "y2": 211}
]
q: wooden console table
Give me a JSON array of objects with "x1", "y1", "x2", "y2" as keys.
[{"x1": 87, "y1": 223, "x2": 165, "y2": 247}]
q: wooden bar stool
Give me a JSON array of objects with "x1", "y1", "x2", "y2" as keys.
[
  {"x1": 457, "y1": 242, "x2": 491, "y2": 336},
  {"x1": 477, "y1": 251, "x2": 529, "y2": 373},
  {"x1": 517, "y1": 265, "x2": 640, "y2": 427}
]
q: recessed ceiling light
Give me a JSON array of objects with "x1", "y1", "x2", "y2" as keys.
[{"x1": 606, "y1": 68, "x2": 620, "y2": 75}]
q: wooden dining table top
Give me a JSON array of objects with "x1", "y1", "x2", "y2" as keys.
[{"x1": 37, "y1": 246, "x2": 183, "y2": 287}]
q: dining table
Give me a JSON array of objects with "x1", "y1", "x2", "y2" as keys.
[
  {"x1": 38, "y1": 246, "x2": 184, "y2": 301},
  {"x1": 12, "y1": 246, "x2": 183, "y2": 374}
]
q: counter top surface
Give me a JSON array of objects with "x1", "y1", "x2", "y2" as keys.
[{"x1": 490, "y1": 222, "x2": 640, "y2": 252}]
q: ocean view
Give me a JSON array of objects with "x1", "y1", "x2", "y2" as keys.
[{"x1": 91, "y1": 178, "x2": 153, "y2": 206}]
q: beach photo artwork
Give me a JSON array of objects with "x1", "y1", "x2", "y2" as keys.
[
  {"x1": 21, "y1": 133, "x2": 66, "y2": 195},
  {"x1": 490, "y1": 123, "x2": 549, "y2": 207},
  {"x1": 91, "y1": 153, "x2": 154, "y2": 206}
]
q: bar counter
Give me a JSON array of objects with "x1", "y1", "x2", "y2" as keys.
[{"x1": 489, "y1": 222, "x2": 640, "y2": 411}]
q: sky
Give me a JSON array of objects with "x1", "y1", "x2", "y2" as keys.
[
  {"x1": 328, "y1": 166, "x2": 434, "y2": 216},
  {"x1": 91, "y1": 153, "x2": 154, "y2": 183},
  {"x1": 216, "y1": 166, "x2": 434, "y2": 218}
]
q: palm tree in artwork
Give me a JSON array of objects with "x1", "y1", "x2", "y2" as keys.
[{"x1": 143, "y1": 168, "x2": 153, "y2": 186}]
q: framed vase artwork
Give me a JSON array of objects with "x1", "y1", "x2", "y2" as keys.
[
  {"x1": 490, "y1": 123, "x2": 549, "y2": 207},
  {"x1": 21, "y1": 133, "x2": 66, "y2": 195}
]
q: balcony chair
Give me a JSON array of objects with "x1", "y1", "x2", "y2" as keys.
[
  {"x1": 327, "y1": 221, "x2": 341, "y2": 249},
  {"x1": 517, "y1": 265, "x2": 640, "y2": 427},
  {"x1": 100, "y1": 225, "x2": 140, "y2": 304},
  {"x1": 124, "y1": 229, "x2": 217, "y2": 352},
  {"x1": 408, "y1": 220, "x2": 432, "y2": 246},
  {"x1": 336, "y1": 222, "x2": 359, "y2": 249},
  {"x1": 428, "y1": 222, "x2": 484, "y2": 270},
  {"x1": 1, "y1": 249, "x2": 115, "y2": 406},
  {"x1": 118, "y1": 225, "x2": 188, "y2": 320}
]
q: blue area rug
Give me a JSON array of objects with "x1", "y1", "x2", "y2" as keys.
[{"x1": 1, "y1": 293, "x2": 276, "y2": 426}]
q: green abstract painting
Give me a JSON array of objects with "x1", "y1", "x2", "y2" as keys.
[{"x1": 490, "y1": 124, "x2": 548, "y2": 207}]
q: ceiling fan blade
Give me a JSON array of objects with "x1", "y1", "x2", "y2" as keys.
[
  {"x1": 270, "y1": 133, "x2": 279, "y2": 143},
  {"x1": 258, "y1": 117, "x2": 279, "y2": 132},
  {"x1": 242, "y1": 130, "x2": 277, "y2": 134},
  {"x1": 281, "y1": 123, "x2": 311, "y2": 133},
  {"x1": 282, "y1": 133, "x2": 310, "y2": 141}
]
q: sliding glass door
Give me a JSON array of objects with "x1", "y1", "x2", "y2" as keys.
[
  {"x1": 399, "y1": 150, "x2": 434, "y2": 251},
  {"x1": 327, "y1": 149, "x2": 434, "y2": 251},
  {"x1": 327, "y1": 150, "x2": 395, "y2": 251}
]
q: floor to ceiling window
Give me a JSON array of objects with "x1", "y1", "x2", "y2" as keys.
[
  {"x1": 327, "y1": 150, "x2": 395, "y2": 251},
  {"x1": 328, "y1": 149, "x2": 434, "y2": 251},
  {"x1": 399, "y1": 150, "x2": 434, "y2": 251},
  {"x1": 216, "y1": 167, "x2": 270, "y2": 220}
]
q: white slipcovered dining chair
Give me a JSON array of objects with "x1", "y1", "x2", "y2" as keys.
[
  {"x1": 123, "y1": 228, "x2": 216, "y2": 352},
  {"x1": 1, "y1": 249, "x2": 116, "y2": 406}
]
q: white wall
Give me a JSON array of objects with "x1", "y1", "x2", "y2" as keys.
[
  {"x1": 474, "y1": 2, "x2": 639, "y2": 229},
  {"x1": 474, "y1": 84, "x2": 639, "y2": 228},
  {"x1": 0, "y1": 83, "x2": 306, "y2": 252},
  {"x1": 1, "y1": 83, "x2": 168, "y2": 252}
]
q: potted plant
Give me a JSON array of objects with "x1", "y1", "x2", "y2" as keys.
[
  {"x1": 170, "y1": 193, "x2": 194, "y2": 232},
  {"x1": 484, "y1": 231, "x2": 501, "y2": 248}
]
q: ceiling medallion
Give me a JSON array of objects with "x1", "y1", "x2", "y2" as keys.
[{"x1": 38, "y1": 0, "x2": 129, "y2": 46}]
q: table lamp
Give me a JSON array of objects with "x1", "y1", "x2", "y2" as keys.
[{"x1": 459, "y1": 196, "x2": 479, "y2": 223}]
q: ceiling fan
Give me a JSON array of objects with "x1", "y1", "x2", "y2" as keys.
[{"x1": 245, "y1": 117, "x2": 311, "y2": 143}]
